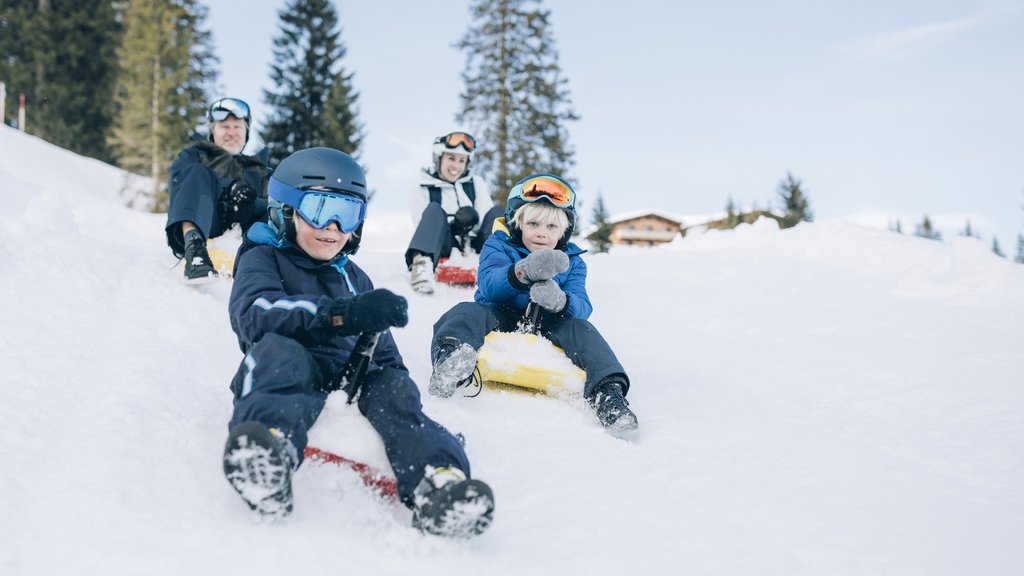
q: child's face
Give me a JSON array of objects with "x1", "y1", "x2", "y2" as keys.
[
  {"x1": 294, "y1": 214, "x2": 350, "y2": 261},
  {"x1": 520, "y1": 217, "x2": 566, "y2": 252}
]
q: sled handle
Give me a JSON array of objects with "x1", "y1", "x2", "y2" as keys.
[
  {"x1": 338, "y1": 331, "x2": 381, "y2": 404},
  {"x1": 521, "y1": 302, "x2": 542, "y2": 335}
]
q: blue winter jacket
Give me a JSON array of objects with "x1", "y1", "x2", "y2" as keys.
[
  {"x1": 474, "y1": 220, "x2": 592, "y2": 320},
  {"x1": 228, "y1": 223, "x2": 406, "y2": 377}
]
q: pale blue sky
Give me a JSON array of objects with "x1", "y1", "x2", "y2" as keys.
[{"x1": 208, "y1": 0, "x2": 1024, "y2": 247}]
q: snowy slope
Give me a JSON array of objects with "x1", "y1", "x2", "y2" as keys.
[{"x1": 1, "y1": 124, "x2": 1023, "y2": 576}]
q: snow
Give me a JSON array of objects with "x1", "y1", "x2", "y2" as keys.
[{"x1": 2, "y1": 123, "x2": 1023, "y2": 575}]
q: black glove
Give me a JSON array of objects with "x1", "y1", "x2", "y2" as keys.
[
  {"x1": 451, "y1": 206, "x2": 480, "y2": 237},
  {"x1": 220, "y1": 181, "x2": 257, "y2": 225},
  {"x1": 326, "y1": 289, "x2": 409, "y2": 336}
]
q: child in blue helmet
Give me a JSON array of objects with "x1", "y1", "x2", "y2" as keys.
[
  {"x1": 428, "y1": 174, "x2": 638, "y2": 437},
  {"x1": 223, "y1": 147, "x2": 494, "y2": 537}
]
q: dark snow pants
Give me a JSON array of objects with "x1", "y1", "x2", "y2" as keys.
[
  {"x1": 405, "y1": 203, "x2": 502, "y2": 267},
  {"x1": 228, "y1": 333, "x2": 471, "y2": 507},
  {"x1": 431, "y1": 302, "x2": 630, "y2": 398},
  {"x1": 164, "y1": 162, "x2": 267, "y2": 257}
]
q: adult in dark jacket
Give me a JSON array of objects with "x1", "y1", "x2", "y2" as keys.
[
  {"x1": 166, "y1": 97, "x2": 269, "y2": 283},
  {"x1": 428, "y1": 174, "x2": 639, "y2": 437},
  {"x1": 223, "y1": 147, "x2": 494, "y2": 538}
]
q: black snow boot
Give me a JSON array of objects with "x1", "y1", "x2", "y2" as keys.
[
  {"x1": 589, "y1": 377, "x2": 639, "y2": 438},
  {"x1": 182, "y1": 229, "x2": 218, "y2": 284},
  {"x1": 412, "y1": 466, "x2": 495, "y2": 539},
  {"x1": 223, "y1": 421, "x2": 298, "y2": 518}
]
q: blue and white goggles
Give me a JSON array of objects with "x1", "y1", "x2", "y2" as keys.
[
  {"x1": 208, "y1": 97, "x2": 251, "y2": 122},
  {"x1": 269, "y1": 179, "x2": 366, "y2": 233}
]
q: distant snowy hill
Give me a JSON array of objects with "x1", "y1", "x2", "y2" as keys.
[{"x1": 1, "y1": 124, "x2": 1022, "y2": 576}]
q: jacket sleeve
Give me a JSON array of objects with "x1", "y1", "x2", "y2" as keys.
[
  {"x1": 409, "y1": 184, "x2": 429, "y2": 227},
  {"x1": 228, "y1": 248, "x2": 338, "y2": 350},
  {"x1": 556, "y1": 256, "x2": 593, "y2": 320},
  {"x1": 476, "y1": 236, "x2": 526, "y2": 305},
  {"x1": 168, "y1": 146, "x2": 202, "y2": 191}
]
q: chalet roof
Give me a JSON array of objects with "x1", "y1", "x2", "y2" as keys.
[{"x1": 605, "y1": 210, "x2": 685, "y2": 226}]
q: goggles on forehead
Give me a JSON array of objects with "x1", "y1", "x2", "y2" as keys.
[
  {"x1": 437, "y1": 131, "x2": 476, "y2": 153},
  {"x1": 518, "y1": 176, "x2": 575, "y2": 209},
  {"x1": 209, "y1": 98, "x2": 251, "y2": 123},
  {"x1": 269, "y1": 179, "x2": 366, "y2": 233}
]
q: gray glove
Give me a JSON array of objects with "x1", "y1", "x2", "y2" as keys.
[
  {"x1": 514, "y1": 248, "x2": 569, "y2": 284},
  {"x1": 529, "y1": 279, "x2": 567, "y2": 313}
]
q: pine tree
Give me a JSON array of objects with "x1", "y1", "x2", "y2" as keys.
[
  {"x1": 0, "y1": 1, "x2": 35, "y2": 128},
  {"x1": 991, "y1": 237, "x2": 1005, "y2": 258},
  {"x1": 0, "y1": 0, "x2": 122, "y2": 160},
  {"x1": 456, "y1": 0, "x2": 579, "y2": 204},
  {"x1": 261, "y1": 0, "x2": 363, "y2": 167},
  {"x1": 725, "y1": 197, "x2": 740, "y2": 229},
  {"x1": 109, "y1": 0, "x2": 217, "y2": 208},
  {"x1": 888, "y1": 218, "x2": 903, "y2": 234},
  {"x1": 775, "y1": 171, "x2": 813, "y2": 228},
  {"x1": 914, "y1": 215, "x2": 942, "y2": 241},
  {"x1": 588, "y1": 192, "x2": 613, "y2": 253},
  {"x1": 959, "y1": 219, "x2": 979, "y2": 239},
  {"x1": 1015, "y1": 234, "x2": 1024, "y2": 265}
]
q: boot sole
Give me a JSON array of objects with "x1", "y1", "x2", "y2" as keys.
[{"x1": 223, "y1": 422, "x2": 293, "y2": 517}]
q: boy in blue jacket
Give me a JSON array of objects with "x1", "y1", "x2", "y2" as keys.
[
  {"x1": 222, "y1": 147, "x2": 494, "y2": 538},
  {"x1": 428, "y1": 173, "x2": 638, "y2": 437}
]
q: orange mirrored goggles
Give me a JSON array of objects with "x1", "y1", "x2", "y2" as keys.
[
  {"x1": 439, "y1": 131, "x2": 476, "y2": 152},
  {"x1": 519, "y1": 176, "x2": 575, "y2": 208}
]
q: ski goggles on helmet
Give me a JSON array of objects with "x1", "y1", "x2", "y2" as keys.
[
  {"x1": 436, "y1": 131, "x2": 476, "y2": 153},
  {"x1": 269, "y1": 178, "x2": 366, "y2": 233},
  {"x1": 208, "y1": 98, "x2": 251, "y2": 123},
  {"x1": 516, "y1": 175, "x2": 575, "y2": 209}
]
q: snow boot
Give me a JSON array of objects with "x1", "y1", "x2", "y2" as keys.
[
  {"x1": 589, "y1": 378, "x2": 639, "y2": 438},
  {"x1": 412, "y1": 466, "x2": 494, "y2": 539},
  {"x1": 183, "y1": 229, "x2": 218, "y2": 284},
  {"x1": 223, "y1": 421, "x2": 298, "y2": 518},
  {"x1": 428, "y1": 342, "x2": 481, "y2": 398},
  {"x1": 410, "y1": 253, "x2": 435, "y2": 295}
]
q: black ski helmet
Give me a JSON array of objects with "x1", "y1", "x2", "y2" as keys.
[
  {"x1": 207, "y1": 97, "x2": 252, "y2": 146},
  {"x1": 268, "y1": 147, "x2": 369, "y2": 256}
]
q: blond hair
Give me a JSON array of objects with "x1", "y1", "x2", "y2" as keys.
[{"x1": 510, "y1": 202, "x2": 569, "y2": 233}]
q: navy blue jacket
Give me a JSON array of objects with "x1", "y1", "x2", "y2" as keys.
[
  {"x1": 170, "y1": 140, "x2": 269, "y2": 197},
  {"x1": 228, "y1": 223, "x2": 406, "y2": 377},
  {"x1": 474, "y1": 219, "x2": 592, "y2": 320}
]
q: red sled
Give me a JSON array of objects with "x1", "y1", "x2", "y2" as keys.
[
  {"x1": 435, "y1": 256, "x2": 477, "y2": 286},
  {"x1": 304, "y1": 446, "x2": 397, "y2": 498}
]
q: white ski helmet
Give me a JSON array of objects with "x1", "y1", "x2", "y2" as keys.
[{"x1": 432, "y1": 131, "x2": 476, "y2": 173}]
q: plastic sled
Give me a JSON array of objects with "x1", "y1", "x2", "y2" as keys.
[
  {"x1": 303, "y1": 446, "x2": 397, "y2": 498},
  {"x1": 436, "y1": 253, "x2": 478, "y2": 286},
  {"x1": 475, "y1": 305, "x2": 585, "y2": 396},
  {"x1": 207, "y1": 247, "x2": 235, "y2": 278}
]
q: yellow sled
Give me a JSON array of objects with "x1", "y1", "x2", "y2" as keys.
[
  {"x1": 475, "y1": 305, "x2": 586, "y2": 396},
  {"x1": 207, "y1": 247, "x2": 236, "y2": 278}
]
